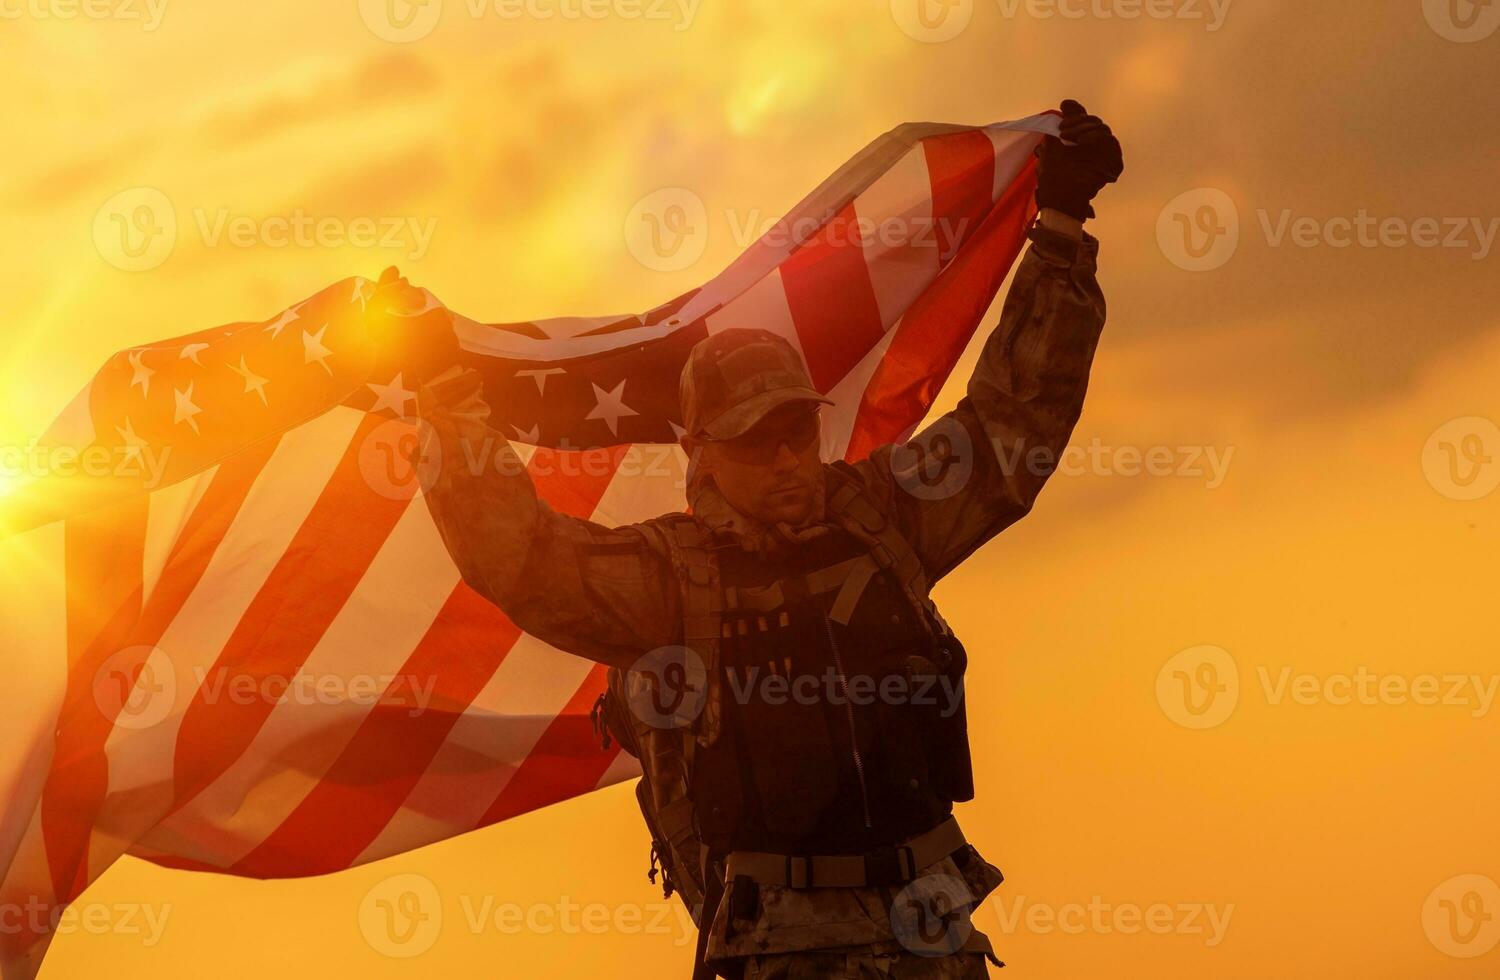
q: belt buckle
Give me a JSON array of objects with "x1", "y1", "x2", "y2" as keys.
[{"x1": 864, "y1": 844, "x2": 917, "y2": 886}]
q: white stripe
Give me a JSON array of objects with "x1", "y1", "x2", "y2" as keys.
[
  {"x1": 821, "y1": 327, "x2": 901, "y2": 462},
  {"x1": 986, "y1": 126, "x2": 1047, "y2": 203},
  {"x1": 594, "y1": 750, "x2": 642, "y2": 791},
  {"x1": 705, "y1": 266, "x2": 809, "y2": 366},
  {"x1": 139, "y1": 497, "x2": 459, "y2": 870},
  {"x1": 855, "y1": 143, "x2": 941, "y2": 331},
  {"x1": 352, "y1": 635, "x2": 595, "y2": 865},
  {"x1": 142, "y1": 466, "x2": 217, "y2": 605}
]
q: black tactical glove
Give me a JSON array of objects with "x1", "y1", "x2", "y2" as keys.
[
  {"x1": 366, "y1": 266, "x2": 463, "y2": 386},
  {"x1": 1035, "y1": 100, "x2": 1124, "y2": 222}
]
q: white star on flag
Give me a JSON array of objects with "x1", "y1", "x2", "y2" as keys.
[
  {"x1": 303, "y1": 325, "x2": 334, "y2": 376},
  {"x1": 229, "y1": 356, "x2": 271, "y2": 406},
  {"x1": 263, "y1": 307, "x2": 299, "y2": 340},
  {"x1": 114, "y1": 417, "x2": 147, "y2": 465},
  {"x1": 173, "y1": 382, "x2": 203, "y2": 435},
  {"x1": 128, "y1": 351, "x2": 154, "y2": 398},
  {"x1": 367, "y1": 373, "x2": 417, "y2": 417},
  {"x1": 511, "y1": 423, "x2": 541, "y2": 444},
  {"x1": 585, "y1": 380, "x2": 639, "y2": 436},
  {"x1": 180, "y1": 343, "x2": 211, "y2": 366}
]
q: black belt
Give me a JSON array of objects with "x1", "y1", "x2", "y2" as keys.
[{"x1": 723, "y1": 817, "x2": 966, "y2": 890}]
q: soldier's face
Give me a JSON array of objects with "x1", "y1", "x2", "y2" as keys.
[{"x1": 694, "y1": 402, "x2": 824, "y2": 527}]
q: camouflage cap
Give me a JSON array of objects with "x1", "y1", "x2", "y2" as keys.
[{"x1": 679, "y1": 328, "x2": 832, "y2": 441}]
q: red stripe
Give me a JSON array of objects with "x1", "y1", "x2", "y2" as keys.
[
  {"x1": 476, "y1": 662, "x2": 618, "y2": 827},
  {"x1": 169, "y1": 414, "x2": 410, "y2": 814},
  {"x1": 27, "y1": 497, "x2": 146, "y2": 931},
  {"x1": 226, "y1": 442, "x2": 632, "y2": 875},
  {"x1": 925, "y1": 130, "x2": 999, "y2": 263},
  {"x1": 131, "y1": 852, "x2": 225, "y2": 875},
  {"x1": 846, "y1": 155, "x2": 1039, "y2": 461},
  {"x1": 40, "y1": 439, "x2": 280, "y2": 905},
  {"x1": 781, "y1": 201, "x2": 887, "y2": 392}
]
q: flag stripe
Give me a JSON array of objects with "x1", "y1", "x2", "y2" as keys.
[{"x1": 781, "y1": 201, "x2": 889, "y2": 392}]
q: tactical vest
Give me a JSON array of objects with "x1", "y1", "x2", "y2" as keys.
[{"x1": 591, "y1": 462, "x2": 973, "y2": 918}]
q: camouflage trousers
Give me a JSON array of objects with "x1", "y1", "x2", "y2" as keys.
[{"x1": 734, "y1": 940, "x2": 994, "y2": 979}]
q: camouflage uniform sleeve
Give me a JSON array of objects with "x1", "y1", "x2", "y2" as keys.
[
  {"x1": 850, "y1": 222, "x2": 1107, "y2": 583},
  {"x1": 414, "y1": 367, "x2": 682, "y2": 669}
]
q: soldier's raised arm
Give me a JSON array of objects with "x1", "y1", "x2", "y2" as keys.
[
  {"x1": 413, "y1": 364, "x2": 681, "y2": 669},
  {"x1": 850, "y1": 101, "x2": 1122, "y2": 582}
]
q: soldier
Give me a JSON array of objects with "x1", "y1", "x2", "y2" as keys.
[{"x1": 406, "y1": 101, "x2": 1122, "y2": 978}]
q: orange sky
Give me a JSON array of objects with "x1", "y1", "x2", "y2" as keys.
[{"x1": 3, "y1": 1, "x2": 1499, "y2": 977}]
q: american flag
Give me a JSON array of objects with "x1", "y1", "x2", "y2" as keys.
[{"x1": 0, "y1": 113, "x2": 1059, "y2": 978}]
